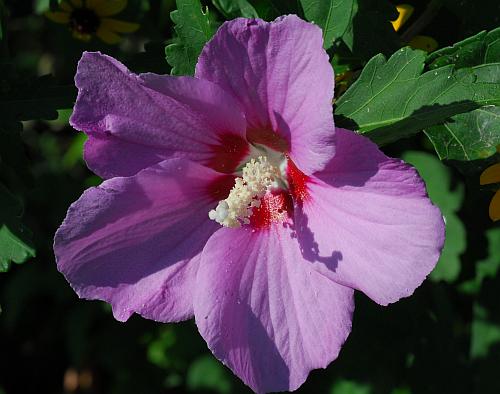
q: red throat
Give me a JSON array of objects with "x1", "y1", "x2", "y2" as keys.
[
  {"x1": 249, "y1": 191, "x2": 293, "y2": 229},
  {"x1": 287, "y1": 158, "x2": 311, "y2": 202},
  {"x1": 206, "y1": 133, "x2": 250, "y2": 173}
]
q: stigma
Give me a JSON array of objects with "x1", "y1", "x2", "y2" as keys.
[{"x1": 209, "y1": 156, "x2": 284, "y2": 227}]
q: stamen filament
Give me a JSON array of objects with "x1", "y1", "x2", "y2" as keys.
[{"x1": 209, "y1": 156, "x2": 280, "y2": 227}]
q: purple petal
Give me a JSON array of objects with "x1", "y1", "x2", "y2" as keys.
[
  {"x1": 83, "y1": 133, "x2": 170, "y2": 179},
  {"x1": 196, "y1": 15, "x2": 336, "y2": 175},
  {"x1": 71, "y1": 52, "x2": 248, "y2": 178},
  {"x1": 54, "y1": 158, "x2": 227, "y2": 322},
  {"x1": 295, "y1": 128, "x2": 445, "y2": 306},
  {"x1": 194, "y1": 225, "x2": 354, "y2": 393}
]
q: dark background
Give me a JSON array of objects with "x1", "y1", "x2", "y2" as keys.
[{"x1": 1, "y1": 1, "x2": 499, "y2": 393}]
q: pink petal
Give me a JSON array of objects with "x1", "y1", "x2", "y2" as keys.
[
  {"x1": 194, "y1": 224, "x2": 354, "y2": 393},
  {"x1": 54, "y1": 158, "x2": 229, "y2": 322},
  {"x1": 295, "y1": 128, "x2": 445, "y2": 306},
  {"x1": 71, "y1": 52, "x2": 248, "y2": 178},
  {"x1": 196, "y1": 16, "x2": 336, "y2": 175}
]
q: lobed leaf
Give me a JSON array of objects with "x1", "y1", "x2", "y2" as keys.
[
  {"x1": 425, "y1": 106, "x2": 500, "y2": 161},
  {"x1": 340, "y1": 0, "x2": 400, "y2": 60},
  {"x1": 299, "y1": 0, "x2": 354, "y2": 49},
  {"x1": 428, "y1": 27, "x2": 500, "y2": 70},
  {"x1": 0, "y1": 183, "x2": 35, "y2": 272},
  {"x1": 165, "y1": 0, "x2": 218, "y2": 76},
  {"x1": 424, "y1": 63, "x2": 500, "y2": 161},
  {"x1": 335, "y1": 48, "x2": 500, "y2": 146},
  {"x1": 212, "y1": 0, "x2": 258, "y2": 19}
]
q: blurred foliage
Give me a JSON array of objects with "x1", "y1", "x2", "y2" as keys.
[
  {"x1": 403, "y1": 151, "x2": 466, "y2": 282},
  {"x1": 0, "y1": 0, "x2": 499, "y2": 393}
]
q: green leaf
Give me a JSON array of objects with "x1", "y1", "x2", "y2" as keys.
[
  {"x1": 0, "y1": 74, "x2": 75, "y2": 122},
  {"x1": 425, "y1": 106, "x2": 500, "y2": 161},
  {"x1": 127, "y1": 41, "x2": 171, "y2": 74},
  {"x1": 424, "y1": 62, "x2": 500, "y2": 161},
  {"x1": 423, "y1": 31, "x2": 500, "y2": 161},
  {"x1": 340, "y1": 0, "x2": 400, "y2": 60},
  {"x1": 403, "y1": 151, "x2": 465, "y2": 282},
  {"x1": 427, "y1": 27, "x2": 500, "y2": 70},
  {"x1": 299, "y1": 0, "x2": 354, "y2": 49},
  {"x1": 212, "y1": 0, "x2": 258, "y2": 18},
  {"x1": 335, "y1": 48, "x2": 500, "y2": 146},
  {"x1": 0, "y1": 122, "x2": 33, "y2": 190},
  {"x1": 165, "y1": 0, "x2": 218, "y2": 76},
  {"x1": 247, "y1": 0, "x2": 279, "y2": 20},
  {"x1": 0, "y1": 183, "x2": 35, "y2": 272}
]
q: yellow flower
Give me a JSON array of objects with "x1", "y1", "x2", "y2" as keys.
[
  {"x1": 391, "y1": 4, "x2": 414, "y2": 32},
  {"x1": 391, "y1": 4, "x2": 439, "y2": 53},
  {"x1": 480, "y1": 146, "x2": 500, "y2": 222},
  {"x1": 408, "y1": 35, "x2": 438, "y2": 52},
  {"x1": 45, "y1": 0, "x2": 139, "y2": 44}
]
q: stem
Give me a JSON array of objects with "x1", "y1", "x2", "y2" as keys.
[{"x1": 400, "y1": 0, "x2": 444, "y2": 43}]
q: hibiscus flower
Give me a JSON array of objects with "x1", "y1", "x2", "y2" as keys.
[{"x1": 54, "y1": 16, "x2": 445, "y2": 393}]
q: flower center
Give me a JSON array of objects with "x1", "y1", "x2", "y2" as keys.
[
  {"x1": 209, "y1": 149, "x2": 288, "y2": 228},
  {"x1": 69, "y1": 8, "x2": 100, "y2": 34}
]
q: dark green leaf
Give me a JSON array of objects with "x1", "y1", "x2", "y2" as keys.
[
  {"x1": 403, "y1": 151, "x2": 465, "y2": 282},
  {"x1": 424, "y1": 62, "x2": 500, "y2": 161},
  {"x1": 299, "y1": 0, "x2": 354, "y2": 49},
  {"x1": 212, "y1": 0, "x2": 258, "y2": 18},
  {"x1": 127, "y1": 41, "x2": 171, "y2": 74},
  {"x1": 335, "y1": 48, "x2": 500, "y2": 146},
  {"x1": 341, "y1": 0, "x2": 400, "y2": 60},
  {"x1": 0, "y1": 183, "x2": 35, "y2": 272},
  {"x1": 0, "y1": 75, "x2": 75, "y2": 122},
  {"x1": 247, "y1": 0, "x2": 279, "y2": 20},
  {"x1": 165, "y1": 0, "x2": 218, "y2": 76},
  {"x1": 425, "y1": 106, "x2": 500, "y2": 161},
  {"x1": 267, "y1": 0, "x2": 299, "y2": 16},
  {"x1": 0, "y1": 122, "x2": 33, "y2": 190},
  {"x1": 428, "y1": 27, "x2": 500, "y2": 70}
]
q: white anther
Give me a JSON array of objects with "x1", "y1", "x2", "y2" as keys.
[{"x1": 208, "y1": 156, "x2": 280, "y2": 228}]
